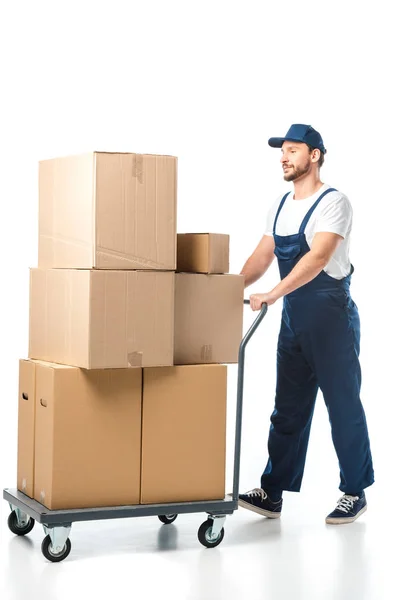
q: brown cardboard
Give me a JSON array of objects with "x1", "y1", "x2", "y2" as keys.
[
  {"x1": 38, "y1": 152, "x2": 177, "y2": 270},
  {"x1": 177, "y1": 233, "x2": 229, "y2": 274},
  {"x1": 32, "y1": 360, "x2": 142, "y2": 510},
  {"x1": 174, "y1": 274, "x2": 244, "y2": 365},
  {"x1": 29, "y1": 269, "x2": 174, "y2": 369},
  {"x1": 17, "y1": 360, "x2": 36, "y2": 497},
  {"x1": 141, "y1": 365, "x2": 227, "y2": 504}
]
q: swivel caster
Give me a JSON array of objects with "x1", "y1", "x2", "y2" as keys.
[
  {"x1": 198, "y1": 516, "x2": 225, "y2": 548},
  {"x1": 41, "y1": 524, "x2": 72, "y2": 563},
  {"x1": 8, "y1": 510, "x2": 35, "y2": 536},
  {"x1": 158, "y1": 514, "x2": 178, "y2": 525},
  {"x1": 41, "y1": 535, "x2": 72, "y2": 563}
]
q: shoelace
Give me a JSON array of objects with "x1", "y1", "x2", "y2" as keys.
[
  {"x1": 335, "y1": 494, "x2": 359, "y2": 513},
  {"x1": 245, "y1": 488, "x2": 268, "y2": 501}
]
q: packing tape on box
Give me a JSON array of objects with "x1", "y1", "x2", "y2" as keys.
[
  {"x1": 201, "y1": 345, "x2": 213, "y2": 362},
  {"x1": 132, "y1": 154, "x2": 144, "y2": 184},
  {"x1": 128, "y1": 352, "x2": 143, "y2": 367}
]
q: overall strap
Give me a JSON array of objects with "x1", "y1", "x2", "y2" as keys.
[
  {"x1": 298, "y1": 187, "x2": 338, "y2": 234},
  {"x1": 273, "y1": 192, "x2": 291, "y2": 235}
]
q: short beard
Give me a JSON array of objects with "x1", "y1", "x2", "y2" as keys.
[{"x1": 283, "y1": 159, "x2": 311, "y2": 182}]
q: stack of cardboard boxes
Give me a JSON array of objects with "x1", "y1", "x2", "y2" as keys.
[{"x1": 17, "y1": 152, "x2": 244, "y2": 510}]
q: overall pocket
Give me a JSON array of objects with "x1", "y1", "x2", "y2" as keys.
[{"x1": 274, "y1": 244, "x2": 301, "y2": 260}]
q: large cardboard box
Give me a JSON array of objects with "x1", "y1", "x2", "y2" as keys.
[
  {"x1": 141, "y1": 365, "x2": 227, "y2": 504},
  {"x1": 38, "y1": 152, "x2": 177, "y2": 270},
  {"x1": 17, "y1": 360, "x2": 36, "y2": 498},
  {"x1": 177, "y1": 233, "x2": 229, "y2": 274},
  {"x1": 27, "y1": 360, "x2": 142, "y2": 510},
  {"x1": 29, "y1": 269, "x2": 174, "y2": 369},
  {"x1": 174, "y1": 274, "x2": 244, "y2": 365}
]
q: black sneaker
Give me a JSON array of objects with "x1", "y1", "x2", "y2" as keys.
[
  {"x1": 325, "y1": 492, "x2": 367, "y2": 524},
  {"x1": 238, "y1": 488, "x2": 282, "y2": 518}
]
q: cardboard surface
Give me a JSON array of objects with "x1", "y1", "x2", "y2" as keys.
[
  {"x1": 174, "y1": 274, "x2": 244, "y2": 364},
  {"x1": 141, "y1": 365, "x2": 227, "y2": 504},
  {"x1": 32, "y1": 360, "x2": 142, "y2": 510},
  {"x1": 29, "y1": 269, "x2": 175, "y2": 369},
  {"x1": 38, "y1": 152, "x2": 177, "y2": 270},
  {"x1": 177, "y1": 233, "x2": 229, "y2": 274},
  {"x1": 17, "y1": 360, "x2": 36, "y2": 497}
]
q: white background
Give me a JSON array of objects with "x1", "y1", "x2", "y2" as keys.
[{"x1": 0, "y1": 1, "x2": 398, "y2": 599}]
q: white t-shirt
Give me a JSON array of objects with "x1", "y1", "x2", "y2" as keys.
[{"x1": 265, "y1": 183, "x2": 353, "y2": 280}]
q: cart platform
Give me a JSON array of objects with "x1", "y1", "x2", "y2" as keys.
[{"x1": 4, "y1": 488, "x2": 237, "y2": 525}]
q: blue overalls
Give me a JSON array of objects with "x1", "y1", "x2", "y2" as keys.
[{"x1": 260, "y1": 188, "x2": 375, "y2": 496}]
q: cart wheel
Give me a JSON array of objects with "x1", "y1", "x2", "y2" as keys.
[
  {"x1": 41, "y1": 535, "x2": 72, "y2": 563},
  {"x1": 198, "y1": 519, "x2": 225, "y2": 548},
  {"x1": 8, "y1": 511, "x2": 35, "y2": 536},
  {"x1": 158, "y1": 514, "x2": 178, "y2": 525}
]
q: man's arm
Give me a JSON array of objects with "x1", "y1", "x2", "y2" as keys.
[
  {"x1": 249, "y1": 232, "x2": 344, "y2": 309},
  {"x1": 240, "y1": 235, "x2": 276, "y2": 288}
]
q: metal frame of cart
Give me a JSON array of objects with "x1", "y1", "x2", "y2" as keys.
[{"x1": 3, "y1": 300, "x2": 268, "y2": 562}]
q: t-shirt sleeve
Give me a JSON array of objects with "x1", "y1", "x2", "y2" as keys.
[
  {"x1": 265, "y1": 196, "x2": 282, "y2": 236},
  {"x1": 314, "y1": 195, "x2": 353, "y2": 238}
]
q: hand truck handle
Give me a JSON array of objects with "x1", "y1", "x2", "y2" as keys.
[
  {"x1": 231, "y1": 299, "x2": 268, "y2": 503},
  {"x1": 243, "y1": 299, "x2": 268, "y2": 333}
]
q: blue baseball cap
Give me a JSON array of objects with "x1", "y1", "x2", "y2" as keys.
[{"x1": 268, "y1": 124, "x2": 326, "y2": 154}]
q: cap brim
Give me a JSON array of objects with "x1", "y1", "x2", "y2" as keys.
[
  {"x1": 268, "y1": 136, "x2": 326, "y2": 153},
  {"x1": 268, "y1": 136, "x2": 306, "y2": 148},
  {"x1": 268, "y1": 137, "x2": 286, "y2": 148}
]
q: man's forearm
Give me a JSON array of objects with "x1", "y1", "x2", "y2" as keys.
[
  {"x1": 270, "y1": 252, "x2": 328, "y2": 300},
  {"x1": 240, "y1": 262, "x2": 264, "y2": 288},
  {"x1": 240, "y1": 255, "x2": 274, "y2": 288}
]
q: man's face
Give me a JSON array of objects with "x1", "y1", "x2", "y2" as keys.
[{"x1": 280, "y1": 141, "x2": 313, "y2": 182}]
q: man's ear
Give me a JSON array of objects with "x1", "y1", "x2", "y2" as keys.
[{"x1": 311, "y1": 149, "x2": 320, "y2": 164}]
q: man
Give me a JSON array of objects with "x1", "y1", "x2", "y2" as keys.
[{"x1": 238, "y1": 124, "x2": 374, "y2": 524}]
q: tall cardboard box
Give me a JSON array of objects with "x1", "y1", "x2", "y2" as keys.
[
  {"x1": 141, "y1": 365, "x2": 227, "y2": 504},
  {"x1": 17, "y1": 360, "x2": 36, "y2": 498},
  {"x1": 29, "y1": 269, "x2": 175, "y2": 369},
  {"x1": 174, "y1": 274, "x2": 244, "y2": 365},
  {"x1": 29, "y1": 360, "x2": 142, "y2": 510},
  {"x1": 38, "y1": 152, "x2": 177, "y2": 270},
  {"x1": 177, "y1": 233, "x2": 229, "y2": 274}
]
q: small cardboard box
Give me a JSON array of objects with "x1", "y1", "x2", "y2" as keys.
[
  {"x1": 174, "y1": 274, "x2": 244, "y2": 365},
  {"x1": 177, "y1": 233, "x2": 229, "y2": 274}
]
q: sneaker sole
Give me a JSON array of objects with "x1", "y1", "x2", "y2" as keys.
[
  {"x1": 325, "y1": 504, "x2": 367, "y2": 525},
  {"x1": 237, "y1": 499, "x2": 281, "y2": 519}
]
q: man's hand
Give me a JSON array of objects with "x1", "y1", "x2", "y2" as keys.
[{"x1": 249, "y1": 292, "x2": 277, "y2": 311}]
